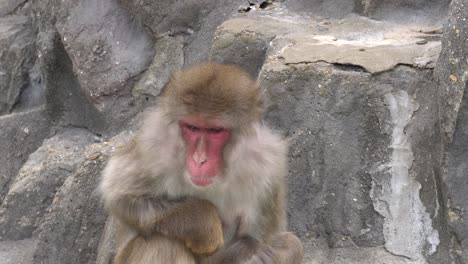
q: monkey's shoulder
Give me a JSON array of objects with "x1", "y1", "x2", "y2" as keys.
[{"x1": 228, "y1": 125, "x2": 288, "y2": 181}]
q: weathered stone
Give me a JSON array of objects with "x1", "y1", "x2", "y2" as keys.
[
  {"x1": 95, "y1": 218, "x2": 117, "y2": 264},
  {"x1": 0, "y1": 128, "x2": 95, "y2": 241},
  {"x1": 0, "y1": 15, "x2": 35, "y2": 114},
  {"x1": 434, "y1": 0, "x2": 468, "y2": 262},
  {"x1": 56, "y1": 0, "x2": 154, "y2": 109},
  {"x1": 284, "y1": 0, "x2": 449, "y2": 25},
  {"x1": 260, "y1": 59, "x2": 445, "y2": 264},
  {"x1": 0, "y1": 107, "x2": 50, "y2": 200},
  {"x1": 32, "y1": 131, "x2": 132, "y2": 264},
  {"x1": 11, "y1": 63, "x2": 46, "y2": 113},
  {"x1": 213, "y1": 15, "x2": 443, "y2": 75},
  {"x1": 37, "y1": 31, "x2": 108, "y2": 134},
  {"x1": 213, "y1": 12, "x2": 449, "y2": 263},
  {"x1": 363, "y1": 0, "x2": 450, "y2": 24},
  {"x1": 0, "y1": 239, "x2": 37, "y2": 264},
  {"x1": 281, "y1": 36, "x2": 441, "y2": 74},
  {"x1": 284, "y1": 0, "x2": 356, "y2": 19},
  {"x1": 118, "y1": 0, "x2": 215, "y2": 36},
  {"x1": 0, "y1": 0, "x2": 27, "y2": 17},
  {"x1": 211, "y1": 16, "x2": 315, "y2": 77},
  {"x1": 330, "y1": 246, "x2": 413, "y2": 264},
  {"x1": 133, "y1": 35, "x2": 184, "y2": 98},
  {"x1": 118, "y1": 0, "x2": 246, "y2": 65}
]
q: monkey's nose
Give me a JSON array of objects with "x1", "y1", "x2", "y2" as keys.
[
  {"x1": 193, "y1": 153, "x2": 207, "y2": 165},
  {"x1": 193, "y1": 137, "x2": 207, "y2": 165}
]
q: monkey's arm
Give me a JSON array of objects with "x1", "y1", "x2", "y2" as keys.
[
  {"x1": 212, "y1": 236, "x2": 275, "y2": 264},
  {"x1": 100, "y1": 142, "x2": 223, "y2": 255},
  {"x1": 213, "y1": 181, "x2": 303, "y2": 264},
  {"x1": 111, "y1": 195, "x2": 224, "y2": 255},
  {"x1": 215, "y1": 233, "x2": 303, "y2": 264}
]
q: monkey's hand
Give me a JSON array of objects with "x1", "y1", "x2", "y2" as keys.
[
  {"x1": 155, "y1": 199, "x2": 224, "y2": 256},
  {"x1": 214, "y1": 236, "x2": 276, "y2": 264}
]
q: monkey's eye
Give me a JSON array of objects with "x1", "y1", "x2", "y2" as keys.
[
  {"x1": 207, "y1": 127, "x2": 224, "y2": 134},
  {"x1": 185, "y1": 124, "x2": 200, "y2": 132}
]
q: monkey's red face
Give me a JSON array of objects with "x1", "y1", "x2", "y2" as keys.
[{"x1": 179, "y1": 115, "x2": 231, "y2": 187}]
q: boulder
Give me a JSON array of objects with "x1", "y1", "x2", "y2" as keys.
[
  {"x1": 211, "y1": 11, "x2": 449, "y2": 263},
  {"x1": 32, "y1": 132, "x2": 132, "y2": 263},
  {"x1": 0, "y1": 107, "x2": 50, "y2": 200},
  {"x1": 434, "y1": 0, "x2": 468, "y2": 262},
  {"x1": 0, "y1": 15, "x2": 35, "y2": 114},
  {"x1": 0, "y1": 129, "x2": 95, "y2": 240},
  {"x1": 56, "y1": 0, "x2": 154, "y2": 109}
]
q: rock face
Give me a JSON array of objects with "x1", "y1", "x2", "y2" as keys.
[
  {"x1": 0, "y1": 15, "x2": 35, "y2": 114},
  {"x1": 435, "y1": 0, "x2": 468, "y2": 263},
  {"x1": 0, "y1": 0, "x2": 466, "y2": 263}
]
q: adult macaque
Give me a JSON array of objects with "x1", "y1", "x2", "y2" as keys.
[{"x1": 99, "y1": 63, "x2": 303, "y2": 264}]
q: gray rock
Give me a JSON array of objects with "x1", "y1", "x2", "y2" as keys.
[
  {"x1": 364, "y1": 0, "x2": 449, "y2": 25},
  {"x1": 0, "y1": 107, "x2": 50, "y2": 201},
  {"x1": 11, "y1": 63, "x2": 46, "y2": 113},
  {"x1": 281, "y1": 38, "x2": 441, "y2": 74},
  {"x1": 210, "y1": 19, "x2": 272, "y2": 78},
  {"x1": 0, "y1": 0, "x2": 27, "y2": 17},
  {"x1": 284, "y1": 0, "x2": 356, "y2": 19},
  {"x1": 434, "y1": 0, "x2": 468, "y2": 262},
  {"x1": 133, "y1": 34, "x2": 184, "y2": 98},
  {"x1": 213, "y1": 11, "x2": 450, "y2": 263},
  {"x1": 0, "y1": 15, "x2": 35, "y2": 114},
  {"x1": 284, "y1": 0, "x2": 449, "y2": 25},
  {"x1": 56, "y1": 0, "x2": 154, "y2": 109},
  {"x1": 95, "y1": 218, "x2": 117, "y2": 264},
  {"x1": 118, "y1": 0, "x2": 215, "y2": 36},
  {"x1": 210, "y1": 15, "x2": 316, "y2": 77},
  {"x1": 0, "y1": 239, "x2": 37, "y2": 264},
  {"x1": 32, "y1": 131, "x2": 133, "y2": 264},
  {"x1": 37, "y1": 30, "x2": 109, "y2": 134},
  {"x1": 329, "y1": 246, "x2": 413, "y2": 264},
  {"x1": 118, "y1": 0, "x2": 246, "y2": 65},
  {"x1": 0, "y1": 128, "x2": 95, "y2": 241}
]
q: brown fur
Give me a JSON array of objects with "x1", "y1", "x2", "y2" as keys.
[
  {"x1": 99, "y1": 63, "x2": 303, "y2": 264},
  {"x1": 162, "y1": 63, "x2": 264, "y2": 128}
]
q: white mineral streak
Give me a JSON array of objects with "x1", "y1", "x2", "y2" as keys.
[{"x1": 372, "y1": 90, "x2": 439, "y2": 263}]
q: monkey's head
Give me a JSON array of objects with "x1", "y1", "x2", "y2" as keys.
[{"x1": 161, "y1": 63, "x2": 263, "y2": 187}]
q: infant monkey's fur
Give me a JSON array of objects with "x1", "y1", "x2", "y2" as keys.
[{"x1": 99, "y1": 63, "x2": 303, "y2": 263}]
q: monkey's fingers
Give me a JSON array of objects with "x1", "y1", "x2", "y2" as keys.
[
  {"x1": 186, "y1": 226, "x2": 224, "y2": 255},
  {"x1": 186, "y1": 239, "x2": 223, "y2": 256}
]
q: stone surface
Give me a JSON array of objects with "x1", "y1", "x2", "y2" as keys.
[
  {"x1": 0, "y1": 129, "x2": 95, "y2": 240},
  {"x1": 0, "y1": 107, "x2": 50, "y2": 200},
  {"x1": 38, "y1": 30, "x2": 109, "y2": 134},
  {"x1": 0, "y1": 15, "x2": 35, "y2": 114},
  {"x1": 33, "y1": 137, "x2": 127, "y2": 263},
  {"x1": 0, "y1": 239, "x2": 37, "y2": 264},
  {"x1": 212, "y1": 10, "x2": 450, "y2": 263},
  {"x1": 330, "y1": 246, "x2": 413, "y2": 264},
  {"x1": 32, "y1": 131, "x2": 132, "y2": 263},
  {"x1": 284, "y1": 0, "x2": 450, "y2": 25},
  {"x1": 56, "y1": 0, "x2": 154, "y2": 109},
  {"x1": 211, "y1": 15, "x2": 443, "y2": 76},
  {"x1": 434, "y1": 0, "x2": 468, "y2": 263},
  {"x1": 118, "y1": 0, "x2": 246, "y2": 65},
  {"x1": 0, "y1": 0, "x2": 27, "y2": 17},
  {"x1": 133, "y1": 35, "x2": 184, "y2": 98},
  {"x1": 281, "y1": 37, "x2": 441, "y2": 74}
]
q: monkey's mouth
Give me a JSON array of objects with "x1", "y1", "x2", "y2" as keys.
[
  {"x1": 186, "y1": 157, "x2": 220, "y2": 187},
  {"x1": 190, "y1": 175, "x2": 216, "y2": 187}
]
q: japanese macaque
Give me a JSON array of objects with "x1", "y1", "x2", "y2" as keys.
[{"x1": 99, "y1": 63, "x2": 303, "y2": 264}]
